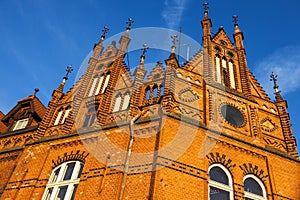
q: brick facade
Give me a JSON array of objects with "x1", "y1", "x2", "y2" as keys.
[{"x1": 0, "y1": 5, "x2": 299, "y2": 200}]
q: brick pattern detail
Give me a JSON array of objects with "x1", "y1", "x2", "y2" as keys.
[
  {"x1": 239, "y1": 163, "x2": 268, "y2": 183},
  {"x1": 206, "y1": 152, "x2": 236, "y2": 172}
]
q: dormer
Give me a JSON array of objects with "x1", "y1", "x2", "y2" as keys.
[{"x1": 1, "y1": 95, "x2": 46, "y2": 133}]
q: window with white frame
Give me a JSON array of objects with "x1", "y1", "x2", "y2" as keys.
[
  {"x1": 61, "y1": 107, "x2": 71, "y2": 124},
  {"x1": 54, "y1": 108, "x2": 63, "y2": 126},
  {"x1": 101, "y1": 73, "x2": 110, "y2": 94},
  {"x1": 244, "y1": 175, "x2": 267, "y2": 200},
  {"x1": 112, "y1": 94, "x2": 122, "y2": 112},
  {"x1": 208, "y1": 164, "x2": 233, "y2": 200},
  {"x1": 88, "y1": 75, "x2": 98, "y2": 97},
  {"x1": 121, "y1": 92, "x2": 130, "y2": 110},
  {"x1": 13, "y1": 118, "x2": 29, "y2": 131},
  {"x1": 42, "y1": 161, "x2": 84, "y2": 200}
]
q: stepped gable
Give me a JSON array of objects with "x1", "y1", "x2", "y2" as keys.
[
  {"x1": 181, "y1": 50, "x2": 204, "y2": 73},
  {"x1": 145, "y1": 62, "x2": 165, "y2": 83},
  {"x1": 248, "y1": 70, "x2": 270, "y2": 101}
]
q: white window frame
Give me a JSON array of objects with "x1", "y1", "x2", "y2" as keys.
[
  {"x1": 228, "y1": 61, "x2": 236, "y2": 89},
  {"x1": 95, "y1": 75, "x2": 104, "y2": 95},
  {"x1": 244, "y1": 174, "x2": 267, "y2": 200},
  {"x1": 61, "y1": 108, "x2": 71, "y2": 124},
  {"x1": 42, "y1": 161, "x2": 83, "y2": 200},
  {"x1": 13, "y1": 118, "x2": 29, "y2": 131},
  {"x1": 112, "y1": 94, "x2": 122, "y2": 112},
  {"x1": 88, "y1": 76, "x2": 98, "y2": 97},
  {"x1": 208, "y1": 164, "x2": 234, "y2": 200},
  {"x1": 101, "y1": 73, "x2": 110, "y2": 94},
  {"x1": 215, "y1": 56, "x2": 221, "y2": 83},
  {"x1": 121, "y1": 93, "x2": 130, "y2": 110}
]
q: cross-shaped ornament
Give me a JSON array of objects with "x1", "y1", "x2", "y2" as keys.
[
  {"x1": 64, "y1": 65, "x2": 73, "y2": 80},
  {"x1": 141, "y1": 43, "x2": 149, "y2": 56},
  {"x1": 101, "y1": 26, "x2": 109, "y2": 40},
  {"x1": 203, "y1": 3, "x2": 209, "y2": 11},
  {"x1": 232, "y1": 15, "x2": 239, "y2": 26},
  {"x1": 171, "y1": 34, "x2": 178, "y2": 48},
  {"x1": 270, "y1": 72, "x2": 279, "y2": 92},
  {"x1": 126, "y1": 18, "x2": 134, "y2": 30}
]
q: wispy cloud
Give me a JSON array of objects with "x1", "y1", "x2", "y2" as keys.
[
  {"x1": 253, "y1": 45, "x2": 300, "y2": 98},
  {"x1": 161, "y1": 0, "x2": 188, "y2": 29}
]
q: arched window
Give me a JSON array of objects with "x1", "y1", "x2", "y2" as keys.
[
  {"x1": 88, "y1": 75, "x2": 98, "y2": 97},
  {"x1": 95, "y1": 74, "x2": 104, "y2": 95},
  {"x1": 101, "y1": 72, "x2": 111, "y2": 94},
  {"x1": 153, "y1": 85, "x2": 158, "y2": 98},
  {"x1": 42, "y1": 161, "x2": 84, "y2": 200},
  {"x1": 244, "y1": 175, "x2": 267, "y2": 200},
  {"x1": 54, "y1": 108, "x2": 63, "y2": 126},
  {"x1": 121, "y1": 92, "x2": 130, "y2": 110},
  {"x1": 160, "y1": 85, "x2": 164, "y2": 96},
  {"x1": 146, "y1": 86, "x2": 151, "y2": 100},
  {"x1": 228, "y1": 60, "x2": 236, "y2": 89},
  {"x1": 113, "y1": 94, "x2": 122, "y2": 112},
  {"x1": 83, "y1": 106, "x2": 98, "y2": 127},
  {"x1": 215, "y1": 56, "x2": 221, "y2": 84},
  {"x1": 61, "y1": 106, "x2": 71, "y2": 124},
  {"x1": 208, "y1": 164, "x2": 233, "y2": 200}
]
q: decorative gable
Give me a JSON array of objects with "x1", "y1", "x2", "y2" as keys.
[{"x1": 212, "y1": 27, "x2": 235, "y2": 49}]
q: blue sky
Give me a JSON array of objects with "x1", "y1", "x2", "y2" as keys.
[{"x1": 0, "y1": 0, "x2": 300, "y2": 146}]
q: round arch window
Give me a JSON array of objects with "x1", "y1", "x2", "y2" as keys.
[{"x1": 221, "y1": 104, "x2": 245, "y2": 127}]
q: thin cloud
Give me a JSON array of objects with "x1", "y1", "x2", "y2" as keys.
[
  {"x1": 253, "y1": 45, "x2": 300, "y2": 98},
  {"x1": 161, "y1": 0, "x2": 187, "y2": 29}
]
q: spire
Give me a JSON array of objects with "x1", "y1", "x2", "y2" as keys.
[
  {"x1": 93, "y1": 26, "x2": 109, "y2": 58},
  {"x1": 118, "y1": 18, "x2": 133, "y2": 55},
  {"x1": 233, "y1": 15, "x2": 244, "y2": 49},
  {"x1": 52, "y1": 65, "x2": 73, "y2": 99},
  {"x1": 201, "y1": 2, "x2": 212, "y2": 38},
  {"x1": 232, "y1": 15, "x2": 242, "y2": 34},
  {"x1": 270, "y1": 72, "x2": 283, "y2": 101},
  {"x1": 203, "y1": 2, "x2": 209, "y2": 19}
]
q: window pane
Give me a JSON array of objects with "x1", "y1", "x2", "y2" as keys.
[
  {"x1": 244, "y1": 177, "x2": 263, "y2": 196},
  {"x1": 153, "y1": 87, "x2": 158, "y2": 98},
  {"x1": 121, "y1": 94, "x2": 130, "y2": 110},
  {"x1": 50, "y1": 167, "x2": 60, "y2": 183},
  {"x1": 89, "y1": 114, "x2": 96, "y2": 126},
  {"x1": 209, "y1": 186, "x2": 230, "y2": 200},
  {"x1": 209, "y1": 167, "x2": 229, "y2": 185},
  {"x1": 70, "y1": 184, "x2": 78, "y2": 200},
  {"x1": 45, "y1": 188, "x2": 53, "y2": 200},
  {"x1": 146, "y1": 88, "x2": 150, "y2": 99},
  {"x1": 63, "y1": 162, "x2": 75, "y2": 180},
  {"x1": 57, "y1": 185, "x2": 68, "y2": 200},
  {"x1": 83, "y1": 115, "x2": 90, "y2": 127}
]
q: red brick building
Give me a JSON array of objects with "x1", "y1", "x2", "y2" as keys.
[{"x1": 0, "y1": 5, "x2": 299, "y2": 200}]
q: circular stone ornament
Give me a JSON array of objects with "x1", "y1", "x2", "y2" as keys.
[{"x1": 220, "y1": 104, "x2": 245, "y2": 127}]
